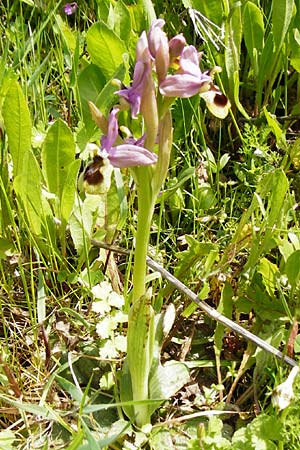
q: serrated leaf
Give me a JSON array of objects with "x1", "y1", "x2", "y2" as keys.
[
  {"x1": 2, "y1": 81, "x2": 31, "y2": 177},
  {"x1": 86, "y1": 22, "x2": 127, "y2": 80}
]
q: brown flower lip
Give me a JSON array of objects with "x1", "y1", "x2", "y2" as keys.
[{"x1": 83, "y1": 155, "x2": 104, "y2": 186}]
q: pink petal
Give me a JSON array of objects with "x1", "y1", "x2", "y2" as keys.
[{"x1": 108, "y1": 145, "x2": 157, "y2": 168}]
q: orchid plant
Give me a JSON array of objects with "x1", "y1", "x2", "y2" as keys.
[{"x1": 88, "y1": 19, "x2": 230, "y2": 427}]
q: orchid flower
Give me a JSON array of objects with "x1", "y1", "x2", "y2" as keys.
[
  {"x1": 159, "y1": 45, "x2": 212, "y2": 97},
  {"x1": 117, "y1": 32, "x2": 152, "y2": 119},
  {"x1": 100, "y1": 108, "x2": 157, "y2": 168},
  {"x1": 159, "y1": 46, "x2": 230, "y2": 118}
]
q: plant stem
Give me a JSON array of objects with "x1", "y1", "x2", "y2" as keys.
[{"x1": 132, "y1": 178, "x2": 155, "y2": 303}]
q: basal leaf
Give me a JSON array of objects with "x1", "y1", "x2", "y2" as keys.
[
  {"x1": 2, "y1": 80, "x2": 31, "y2": 177},
  {"x1": 272, "y1": 0, "x2": 294, "y2": 51},
  {"x1": 243, "y1": 2, "x2": 264, "y2": 75},
  {"x1": 148, "y1": 361, "x2": 189, "y2": 414},
  {"x1": 86, "y1": 22, "x2": 127, "y2": 80}
]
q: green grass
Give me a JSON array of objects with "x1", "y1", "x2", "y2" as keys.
[{"x1": 0, "y1": 0, "x2": 300, "y2": 448}]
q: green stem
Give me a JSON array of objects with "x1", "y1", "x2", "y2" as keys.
[{"x1": 132, "y1": 181, "x2": 155, "y2": 303}]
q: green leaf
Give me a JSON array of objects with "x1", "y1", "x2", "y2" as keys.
[
  {"x1": 149, "y1": 361, "x2": 189, "y2": 414},
  {"x1": 272, "y1": 0, "x2": 294, "y2": 51},
  {"x1": 294, "y1": 334, "x2": 300, "y2": 353},
  {"x1": 263, "y1": 107, "x2": 286, "y2": 147},
  {"x1": 78, "y1": 64, "x2": 106, "y2": 135},
  {"x1": 0, "y1": 237, "x2": 14, "y2": 260},
  {"x1": 42, "y1": 119, "x2": 76, "y2": 214},
  {"x1": 257, "y1": 258, "x2": 279, "y2": 297},
  {"x1": 224, "y1": 1, "x2": 242, "y2": 110},
  {"x1": 86, "y1": 22, "x2": 128, "y2": 81},
  {"x1": 2, "y1": 80, "x2": 32, "y2": 177},
  {"x1": 56, "y1": 375, "x2": 84, "y2": 404},
  {"x1": 284, "y1": 250, "x2": 300, "y2": 290},
  {"x1": 289, "y1": 138, "x2": 300, "y2": 168},
  {"x1": 13, "y1": 150, "x2": 43, "y2": 235},
  {"x1": 0, "y1": 431, "x2": 17, "y2": 450},
  {"x1": 243, "y1": 2, "x2": 264, "y2": 75},
  {"x1": 140, "y1": 0, "x2": 156, "y2": 29},
  {"x1": 109, "y1": 1, "x2": 132, "y2": 44}
]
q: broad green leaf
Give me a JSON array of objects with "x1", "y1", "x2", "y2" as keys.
[
  {"x1": 150, "y1": 429, "x2": 175, "y2": 450},
  {"x1": 183, "y1": 0, "x2": 223, "y2": 26},
  {"x1": 2, "y1": 80, "x2": 31, "y2": 177},
  {"x1": 108, "y1": 1, "x2": 132, "y2": 44},
  {"x1": 148, "y1": 361, "x2": 189, "y2": 414},
  {"x1": 13, "y1": 150, "x2": 43, "y2": 235},
  {"x1": 243, "y1": 2, "x2": 264, "y2": 75},
  {"x1": 78, "y1": 64, "x2": 106, "y2": 135},
  {"x1": 0, "y1": 431, "x2": 17, "y2": 450},
  {"x1": 289, "y1": 137, "x2": 300, "y2": 168},
  {"x1": 42, "y1": 119, "x2": 76, "y2": 211},
  {"x1": 294, "y1": 334, "x2": 300, "y2": 353},
  {"x1": 263, "y1": 107, "x2": 286, "y2": 148},
  {"x1": 256, "y1": 32, "x2": 276, "y2": 108},
  {"x1": 219, "y1": 153, "x2": 230, "y2": 171},
  {"x1": 86, "y1": 22, "x2": 127, "y2": 81},
  {"x1": 257, "y1": 258, "x2": 279, "y2": 297},
  {"x1": 272, "y1": 0, "x2": 294, "y2": 51},
  {"x1": 56, "y1": 375, "x2": 84, "y2": 403},
  {"x1": 290, "y1": 28, "x2": 300, "y2": 72},
  {"x1": 0, "y1": 237, "x2": 14, "y2": 260},
  {"x1": 69, "y1": 195, "x2": 104, "y2": 252},
  {"x1": 224, "y1": 1, "x2": 242, "y2": 105},
  {"x1": 284, "y1": 250, "x2": 300, "y2": 290}
]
